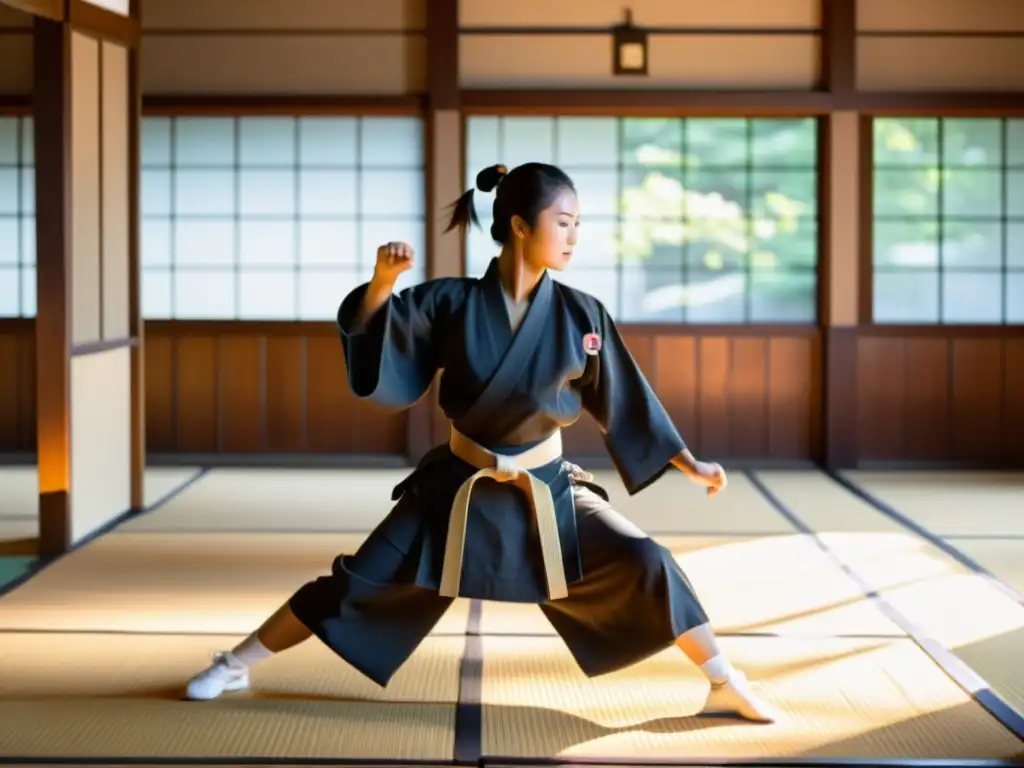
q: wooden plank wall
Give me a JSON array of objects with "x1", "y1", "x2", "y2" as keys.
[
  {"x1": 9, "y1": 322, "x2": 1023, "y2": 466},
  {"x1": 2, "y1": 320, "x2": 821, "y2": 462},
  {"x1": 9, "y1": 321, "x2": 1024, "y2": 467},
  {"x1": 856, "y1": 329, "x2": 1024, "y2": 467},
  {"x1": 0, "y1": 320, "x2": 35, "y2": 453}
]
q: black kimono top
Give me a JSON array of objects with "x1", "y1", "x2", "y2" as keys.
[{"x1": 335, "y1": 257, "x2": 687, "y2": 602}]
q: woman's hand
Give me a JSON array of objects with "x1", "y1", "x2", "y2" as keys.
[
  {"x1": 374, "y1": 241, "x2": 415, "y2": 284},
  {"x1": 355, "y1": 242, "x2": 415, "y2": 329},
  {"x1": 688, "y1": 461, "x2": 728, "y2": 498},
  {"x1": 671, "y1": 450, "x2": 728, "y2": 498}
]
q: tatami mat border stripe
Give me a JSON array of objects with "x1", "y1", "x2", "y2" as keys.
[
  {"x1": 454, "y1": 601, "x2": 485, "y2": 764},
  {"x1": 747, "y1": 470, "x2": 1024, "y2": 743},
  {"x1": 4, "y1": 760, "x2": 1018, "y2": 767},
  {"x1": 483, "y1": 759, "x2": 1024, "y2": 767},
  {"x1": 0, "y1": 468, "x2": 209, "y2": 601},
  {"x1": 0, "y1": 760, "x2": 459, "y2": 766},
  {"x1": 827, "y1": 471, "x2": 1024, "y2": 607}
]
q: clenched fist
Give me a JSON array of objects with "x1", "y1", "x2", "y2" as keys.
[{"x1": 374, "y1": 241, "x2": 415, "y2": 284}]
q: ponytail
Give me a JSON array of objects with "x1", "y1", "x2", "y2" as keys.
[{"x1": 443, "y1": 163, "x2": 508, "y2": 234}]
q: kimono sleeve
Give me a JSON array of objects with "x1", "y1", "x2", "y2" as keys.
[
  {"x1": 336, "y1": 278, "x2": 461, "y2": 410},
  {"x1": 580, "y1": 304, "x2": 687, "y2": 495}
]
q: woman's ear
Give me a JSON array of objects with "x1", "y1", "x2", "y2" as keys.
[{"x1": 510, "y1": 214, "x2": 528, "y2": 240}]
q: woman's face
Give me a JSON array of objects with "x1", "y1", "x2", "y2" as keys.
[{"x1": 515, "y1": 187, "x2": 580, "y2": 272}]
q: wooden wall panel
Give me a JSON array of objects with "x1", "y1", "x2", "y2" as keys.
[
  {"x1": 136, "y1": 325, "x2": 408, "y2": 457},
  {"x1": 265, "y1": 336, "x2": 305, "y2": 452},
  {"x1": 5, "y1": 321, "x2": 1024, "y2": 468},
  {"x1": 141, "y1": 0, "x2": 426, "y2": 31},
  {"x1": 0, "y1": 322, "x2": 34, "y2": 452},
  {"x1": 0, "y1": 22, "x2": 33, "y2": 94},
  {"x1": 217, "y1": 336, "x2": 262, "y2": 453},
  {"x1": 856, "y1": 0, "x2": 1024, "y2": 92},
  {"x1": 855, "y1": 330, "x2": 1024, "y2": 467},
  {"x1": 858, "y1": 0, "x2": 1024, "y2": 33},
  {"x1": 459, "y1": 0, "x2": 819, "y2": 27},
  {"x1": 562, "y1": 329, "x2": 820, "y2": 464},
  {"x1": 129, "y1": 323, "x2": 818, "y2": 464},
  {"x1": 458, "y1": 0, "x2": 819, "y2": 90},
  {"x1": 174, "y1": 335, "x2": 217, "y2": 452},
  {"x1": 1005, "y1": 339, "x2": 1024, "y2": 467},
  {"x1": 652, "y1": 336, "x2": 698, "y2": 452},
  {"x1": 142, "y1": 330, "x2": 173, "y2": 451},
  {"x1": 857, "y1": 38, "x2": 1024, "y2": 92},
  {"x1": 950, "y1": 339, "x2": 1004, "y2": 465},
  {"x1": 460, "y1": 35, "x2": 819, "y2": 90},
  {"x1": 139, "y1": 0, "x2": 426, "y2": 96},
  {"x1": 769, "y1": 337, "x2": 817, "y2": 460}
]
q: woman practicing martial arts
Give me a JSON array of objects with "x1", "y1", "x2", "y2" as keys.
[{"x1": 184, "y1": 162, "x2": 778, "y2": 723}]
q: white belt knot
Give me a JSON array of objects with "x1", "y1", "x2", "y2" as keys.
[{"x1": 493, "y1": 454, "x2": 521, "y2": 482}]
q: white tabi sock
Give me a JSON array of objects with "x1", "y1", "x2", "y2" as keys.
[
  {"x1": 229, "y1": 634, "x2": 274, "y2": 668},
  {"x1": 699, "y1": 654, "x2": 734, "y2": 686}
]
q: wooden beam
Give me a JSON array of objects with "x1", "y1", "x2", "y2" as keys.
[
  {"x1": 857, "y1": 114, "x2": 875, "y2": 325},
  {"x1": 0, "y1": 0, "x2": 61, "y2": 21},
  {"x1": 408, "y1": 0, "x2": 459, "y2": 463},
  {"x1": 67, "y1": 0, "x2": 138, "y2": 48},
  {"x1": 426, "y1": 0, "x2": 458, "y2": 113},
  {"x1": 822, "y1": 0, "x2": 856, "y2": 106},
  {"x1": 461, "y1": 89, "x2": 835, "y2": 114},
  {"x1": 857, "y1": 92, "x2": 1024, "y2": 115},
  {"x1": 0, "y1": 95, "x2": 32, "y2": 115},
  {"x1": 128, "y1": 0, "x2": 143, "y2": 512},
  {"x1": 32, "y1": 15, "x2": 72, "y2": 556},
  {"x1": 141, "y1": 94, "x2": 425, "y2": 116},
  {"x1": 6, "y1": 91, "x2": 1024, "y2": 118},
  {"x1": 458, "y1": 25, "x2": 821, "y2": 36}
]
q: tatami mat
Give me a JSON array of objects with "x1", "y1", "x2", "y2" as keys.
[
  {"x1": 948, "y1": 537, "x2": 1024, "y2": 597},
  {"x1": 826, "y1": 535, "x2": 1024, "y2": 717},
  {"x1": 0, "y1": 631, "x2": 461, "y2": 760},
  {"x1": 756, "y1": 469, "x2": 1024, "y2": 719},
  {"x1": 477, "y1": 534, "x2": 903, "y2": 638},
  {"x1": 479, "y1": 634, "x2": 1024, "y2": 761},
  {"x1": 755, "y1": 470, "x2": 905, "y2": 533},
  {"x1": 0, "y1": 532, "x2": 470, "y2": 636},
  {"x1": 121, "y1": 467, "x2": 415, "y2": 533},
  {"x1": 123, "y1": 467, "x2": 797, "y2": 536},
  {"x1": 844, "y1": 470, "x2": 1024, "y2": 536},
  {"x1": 0, "y1": 466, "x2": 201, "y2": 555},
  {"x1": 591, "y1": 469, "x2": 798, "y2": 534},
  {"x1": 0, "y1": 465, "x2": 200, "y2": 519}
]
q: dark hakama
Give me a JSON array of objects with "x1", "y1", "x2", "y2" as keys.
[{"x1": 288, "y1": 258, "x2": 710, "y2": 687}]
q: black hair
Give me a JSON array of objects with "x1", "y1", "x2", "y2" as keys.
[{"x1": 444, "y1": 162, "x2": 576, "y2": 245}]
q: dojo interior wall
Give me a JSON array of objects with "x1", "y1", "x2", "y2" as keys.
[
  {"x1": 65, "y1": 31, "x2": 133, "y2": 541},
  {"x1": 1, "y1": 0, "x2": 1023, "y2": 469}
]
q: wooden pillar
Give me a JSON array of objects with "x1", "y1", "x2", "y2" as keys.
[
  {"x1": 33, "y1": 0, "x2": 141, "y2": 555},
  {"x1": 819, "y1": 0, "x2": 860, "y2": 469},
  {"x1": 407, "y1": 0, "x2": 461, "y2": 462}
]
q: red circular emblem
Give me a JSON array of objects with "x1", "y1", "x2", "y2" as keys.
[{"x1": 583, "y1": 333, "x2": 602, "y2": 356}]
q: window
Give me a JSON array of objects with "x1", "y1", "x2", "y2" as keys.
[
  {"x1": 0, "y1": 116, "x2": 35, "y2": 318},
  {"x1": 464, "y1": 116, "x2": 819, "y2": 323},
  {"x1": 141, "y1": 116, "x2": 426, "y2": 320},
  {"x1": 873, "y1": 118, "x2": 1024, "y2": 324}
]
